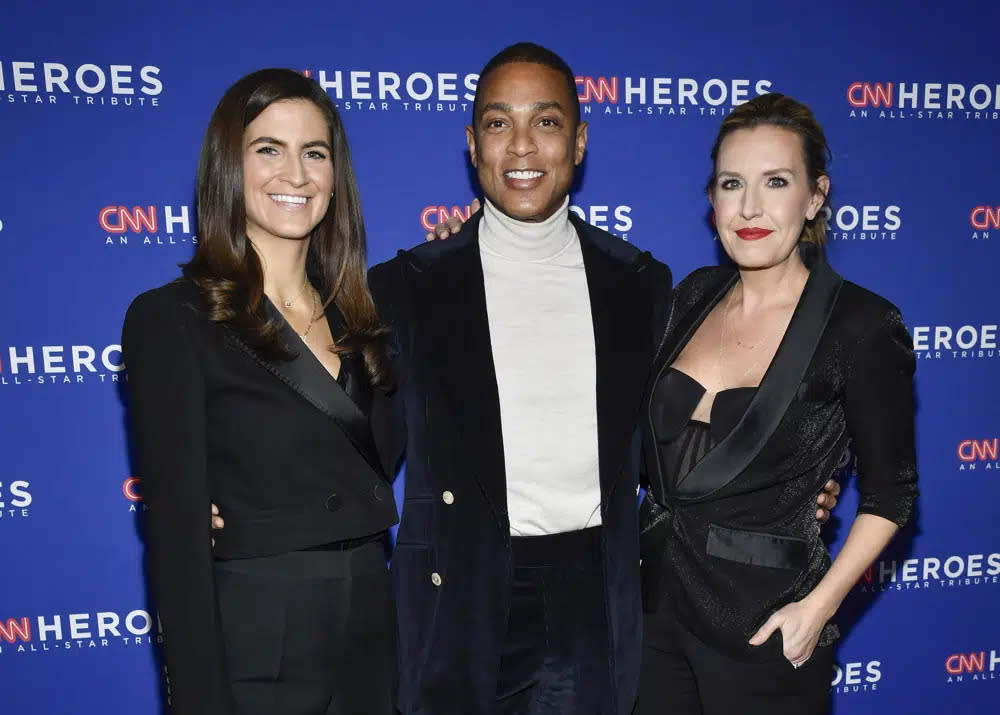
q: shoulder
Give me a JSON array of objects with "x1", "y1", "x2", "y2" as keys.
[
  {"x1": 673, "y1": 265, "x2": 733, "y2": 310},
  {"x1": 124, "y1": 278, "x2": 204, "y2": 331},
  {"x1": 572, "y1": 216, "x2": 672, "y2": 293},
  {"x1": 833, "y1": 279, "x2": 907, "y2": 341}
]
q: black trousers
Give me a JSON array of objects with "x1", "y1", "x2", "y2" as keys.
[
  {"x1": 496, "y1": 526, "x2": 616, "y2": 715},
  {"x1": 213, "y1": 539, "x2": 396, "y2": 715},
  {"x1": 634, "y1": 600, "x2": 833, "y2": 715}
]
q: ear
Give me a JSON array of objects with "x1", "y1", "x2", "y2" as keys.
[
  {"x1": 466, "y1": 125, "x2": 478, "y2": 168},
  {"x1": 807, "y1": 175, "x2": 830, "y2": 220},
  {"x1": 574, "y1": 121, "x2": 589, "y2": 166}
]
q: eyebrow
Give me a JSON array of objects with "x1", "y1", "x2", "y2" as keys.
[
  {"x1": 716, "y1": 168, "x2": 795, "y2": 178},
  {"x1": 482, "y1": 100, "x2": 565, "y2": 114},
  {"x1": 248, "y1": 136, "x2": 332, "y2": 151}
]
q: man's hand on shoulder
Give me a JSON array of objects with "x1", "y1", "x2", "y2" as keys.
[{"x1": 425, "y1": 198, "x2": 481, "y2": 241}]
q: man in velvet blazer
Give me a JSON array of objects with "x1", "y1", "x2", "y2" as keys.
[{"x1": 368, "y1": 43, "x2": 672, "y2": 714}]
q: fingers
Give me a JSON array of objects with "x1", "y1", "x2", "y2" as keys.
[
  {"x1": 748, "y1": 613, "x2": 782, "y2": 646},
  {"x1": 470, "y1": 197, "x2": 482, "y2": 213},
  {"x1": 826, "y1": 478, "x2": 842, "y2": 497},
  {"x1": 815, "y1": 507, "x2": 829, "y2": 523},
  {"x1": 211, "y1": 503, "x2": 224, "y2": 530}
]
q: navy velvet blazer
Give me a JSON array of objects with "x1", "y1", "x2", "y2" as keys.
[
  {"x1": 369, "y1": 210, "x2": 672, "y2": 715},
  {"x1": 640, "y1": 249, "x2": 918, "y2": 661}
]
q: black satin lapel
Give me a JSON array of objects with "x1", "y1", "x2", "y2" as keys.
[
  {"x1": 675, "y1": 261, "x2": 843, "y2": 499},
  {"x1": 649, "y1": 270, "x2": 738, "y2": 388},
  {"x1": 577, "y1": 225, "x2": 647, "y2": 499},
  {"x1": 225, "y1": 303, "x2": 387, "y2": 481},
  {"x1": 426, "y1": 225, "x2": 509, "y2": 526}
]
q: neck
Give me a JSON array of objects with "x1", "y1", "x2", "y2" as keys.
[
  {"x1": 735, "y1": 249, "x2": 809, "y2": 313},
  {"x1": 480, "y1": 197, "x2": 575, "y2": 262},
  {"x1": 250, "y1": 233, "x2": 312, "y2": 301}
]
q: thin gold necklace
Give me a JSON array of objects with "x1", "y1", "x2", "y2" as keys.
[{"x1": 717, "y1": 282, "x2": 784, "y2": 386}]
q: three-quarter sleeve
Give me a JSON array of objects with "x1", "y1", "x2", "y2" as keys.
[
  {"x1": 844, "y1": 307, "x2": 919, "y2": 528},
  {"x1": 122, "y1": 289, "x2": 234, "y2": 714}
]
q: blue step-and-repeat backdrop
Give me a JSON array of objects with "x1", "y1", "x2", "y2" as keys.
[{"x1": 1, "y1": 1, "x2": 998, "y2": 712}]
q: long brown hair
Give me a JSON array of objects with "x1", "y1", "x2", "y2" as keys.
[
  {"x1": 707, "y1": 92, "x2": 831, "y2": 245},
  {"x1": 183, "y1": 68, "x2": 389, "y2": 388}
]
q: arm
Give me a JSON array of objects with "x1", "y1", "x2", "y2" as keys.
[
  {"x1": 368, "y1": 261, "x2": 408, "y2": 478},
  {"x1": 750, "y1": 309, "x2": 917, "y2": 664},
  {"x1": 123, "y1": 289, "x2": 234, "y2": 714}
]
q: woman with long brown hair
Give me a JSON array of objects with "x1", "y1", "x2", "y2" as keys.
[{"x1": 123, "y1": 68, "x2": 401, "y2": 714}]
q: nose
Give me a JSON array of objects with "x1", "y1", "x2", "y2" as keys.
[
  {"x1": 740, "y1": 183, "x2": 763, "y2": 220},
  {"x1": 281, "y1": 154, "x2": 308, "y2": 187},
  {"x1": 507, "y1": 123, "x2": 537, "y2": 157}
]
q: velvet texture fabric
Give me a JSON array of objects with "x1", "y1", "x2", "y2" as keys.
[
  {"x1": 122, "y1": 279, "x2": 400, "y2": 714},
  {"x1": 369, "y1": 210, "x2": 672, "y2": 715},
  {"x1": 640, "y1": 249, "x2": 918, "y2": 663}
]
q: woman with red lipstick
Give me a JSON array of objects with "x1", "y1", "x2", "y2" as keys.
[
  {"x1": 122, "y1": 69, "x2": 401, "y2": 714},
  {"x1": 634, "y1": 93, "x2": 917, "y2": 714}
]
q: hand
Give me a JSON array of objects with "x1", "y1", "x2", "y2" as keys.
[
  {"x1": 425, "y1": 198, "x2": 480, "y2": 241},
  {"x1": 748, "y1": 595, "x2": 831, "y2": 667},
  {"x1": 815, "y1": 478, "x2": 841, "y2": 522}
]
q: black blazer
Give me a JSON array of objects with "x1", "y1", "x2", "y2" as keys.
[
  {"x1": 640, "y1": 249, "x2": 918, "y2": 661},
  {"x1": 121, "y1": 279, "x2": 399, "y2": 715},
  {"x1": 368, "y1": 210, "x2": 672, "y2": 715}
]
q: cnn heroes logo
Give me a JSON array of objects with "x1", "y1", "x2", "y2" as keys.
[
  {"x1": 945, "y1": 649, "x2": 1000, "y2": 684},
  {"x1": 910, "y1": 324, "x2": 999, "y2": 361},
  {"x1": 0, "y1": 345, "x2": 124, "y2": 386},
  {"x1": 823, "y1": 204, "x2": 901, "y2": 242},
  {"x1": 957, "y1": 437, "x2": 999, "y2": 472},
  {"x1": 847, "y1": 81, "x2": 1000, "y2": 121},
  {"x1": 1, "y1": 61, "x2": 162, "y2": 108},
  {"x1": 0, "y1": 609, "x2": 161, "y2": 655},
  {"x1": 971, "y1": 205, "x2": 998, "y2": 240},
  {"x1": 308, "y1": 68, "x2": 476, "y2": 113},
  {"x1": 0, "y1": 481, "x2": 31, "y2": 520},
  {"x1": 858, "y1": 552, "x2": 1000, "y2": 593},
  {"x1": 575, "y1": 76, "x2": 773, "y2": 118},
  {"x1": 419, "y1": 203, "x2": 634, "y2": 239},
  {"x1": 100, "y1": 204, "x2": 197, "y2": 248},
  {"x1": 832, "y1": 660, "x2": 882, "y2": 695}
]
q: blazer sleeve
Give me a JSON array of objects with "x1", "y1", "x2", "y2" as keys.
[
  {"x1": 368, "y1": 260, "x2": 407, "y2": 479},
  {"x1": 843, "y1": 306, "x2": 919, "y2": 528},
  {"x1": 122, "y1": 288, "x2": 234, "y2": 715}
]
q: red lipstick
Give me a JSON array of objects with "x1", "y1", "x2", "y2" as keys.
[{"x1": 735, "y1": 227, "x2": 773, "y2": 241}]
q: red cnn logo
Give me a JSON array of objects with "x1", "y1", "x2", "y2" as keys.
[
  {"x1": 0, "y1": 618, "x2": 31, "y2": 644},
  {"x1": 958, "y1": 439, "x2": 999, "y2": 462},
  {"x1": 99, "y1": 206, "x2": 158, "y2": 234},
  {"x1": 575, "y1": 76, "x2": 619, "y2": 104},
  {"x1": 971, "y1": 206, "x2": 1000, "y2": 230},
  {"x1": 847, "y1": 82, "x2": 894, "y2": 108},
  {"x1": 419, "y1": 205, "x2": 473, "y2": 231},
  {"x1": 946, "y1": 652, "x2": 986, "y2": 674},
  {"x1": 123, "y1": 477, "x2": 142, "y2": 502}
]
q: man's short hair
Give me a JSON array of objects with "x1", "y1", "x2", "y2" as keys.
[{"x1": 472, "y1": 42, "x2": 581, "y2": 126}]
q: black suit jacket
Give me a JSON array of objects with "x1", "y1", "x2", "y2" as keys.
[
  {"x1": 122, "y1": 279, "x2": 399, "y2": 715},
  {"x1": 640, "y1": 250, "x2": 918, "y2": 661},
  {"x1": 368, "y1": 210, "x2": 672, "y2": 715}
]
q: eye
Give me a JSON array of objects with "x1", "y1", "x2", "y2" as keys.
[
  {"x1": 538, "y1": 117, "x2": 560, "y2": 128},
  {"x1": 767, "y1": 176, "x2": 789, "y2": 188},
  {"x1": 255, "y1": 145, "x2": 279, "y2": 156},
  {"x1": 305, "y1": 149, "x2": 328, "y2": 160},
  {"x1": 486, "y1": 118, "x2": 507, "y2": 130},
  {"x1": 719, "y1": 178, "x2": 741, "y2": 190}
]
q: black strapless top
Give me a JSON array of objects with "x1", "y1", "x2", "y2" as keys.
[{"x1": 652, "y1": 369, "x2": 756, "y2": 491}]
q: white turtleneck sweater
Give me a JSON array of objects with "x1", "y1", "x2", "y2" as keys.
[{"x1": 479, "y1": 197, "x2": 601, "y2": 536}]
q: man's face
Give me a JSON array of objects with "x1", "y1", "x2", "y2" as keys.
[{"x1": 467, "y1": 62, "x2": 587, "y2": 222}]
